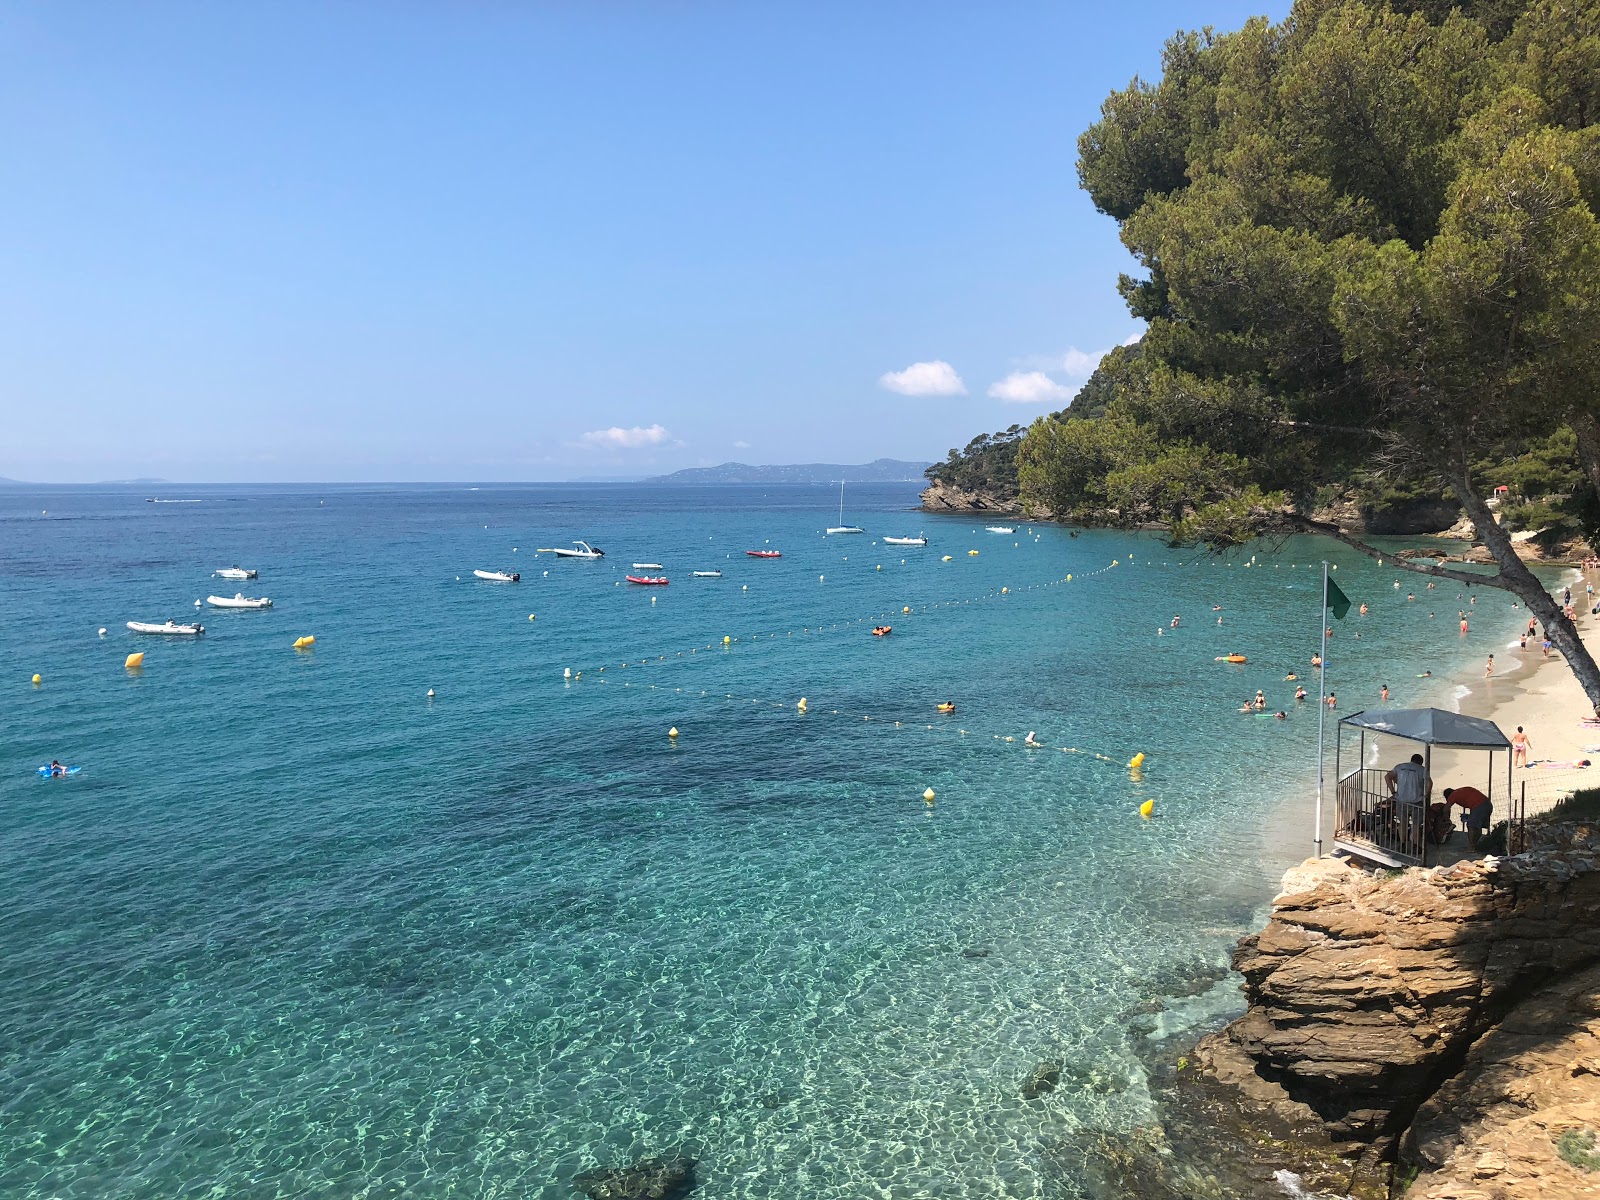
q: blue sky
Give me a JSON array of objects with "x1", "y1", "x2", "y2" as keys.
[{"x1": 1, "y1": 1, "x2": 1288, "y2": 483}]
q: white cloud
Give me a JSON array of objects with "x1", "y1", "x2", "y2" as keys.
[
  {"x1": 987, "y1": 371, "x2": 1074, "y2": 404},
  {"x1": 733, "y1": 440, "x2": 750, "y2": 449},
  {"x1": 1061, "y1": 347, "x2": 1108, "y2": 380},
  {"x1": 878, "y1": 360, "x2": 967, "y2": 396},
  {"x1": 580, "y1": 423, "x2": 671, "y2": 449},
  {"x1": 1123, "y1": 329, "x2": 1144, "y2": 346}
]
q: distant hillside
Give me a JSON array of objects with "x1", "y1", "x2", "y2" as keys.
[{"x1": 651, "y1": 458, "x2": 931, "y2": 485}]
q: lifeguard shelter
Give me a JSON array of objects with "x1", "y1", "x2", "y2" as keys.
[{"x1": 1333, "y1": 707, "x2": 1512, "y2": 867}]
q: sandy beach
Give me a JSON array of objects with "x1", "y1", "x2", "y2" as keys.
[
  {"x1": 1260, "y1": 563, "x2": 1598, "y2": 870},
  {"x1": 1424, "y1": 564, "x2": 1597, "y2": 817}
]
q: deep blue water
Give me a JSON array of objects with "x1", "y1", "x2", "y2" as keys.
[{"x1": 0, "y1": 483, "x2": 1529, "y2": 1198}]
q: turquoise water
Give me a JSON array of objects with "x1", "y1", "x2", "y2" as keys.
[{"x1": 0, "y1": 484, "x2": 1527, "y2": 1198}]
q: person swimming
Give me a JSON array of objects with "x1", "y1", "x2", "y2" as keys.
[{"x1": 1294, "y1": 686, "x2": 1308, "y2": 701}]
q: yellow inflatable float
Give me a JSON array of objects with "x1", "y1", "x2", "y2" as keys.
[{"x1": 1216, "y1": 654, "x2": 1247, "y2": 664}]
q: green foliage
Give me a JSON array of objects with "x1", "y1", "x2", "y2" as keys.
[
  {"x1": 1028, "y1": 0, "x2": 1600, "y2": 559},
  {"x1": 1537, "y1": 786, "x2": 1600, "y2": 823},
  {"x1": 925, "y1": 424, "x2": 1028, "y2": 499},
  {"x1": 1557, "y1": 1127, "x2": 1600, "y2": 1171}
]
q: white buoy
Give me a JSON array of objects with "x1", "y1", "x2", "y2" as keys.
[
  {"x1": 427, "y1": 688, "x2": 435, "y2": 698},
  {"x1": 98, "y1": 627, "x2": 107, "y2": 637},
  {"x1": 564, "y1": 667, "x2": 572, "y2": 678},
  {"x1": 529, "y1": 613, "x2": 536, "y2": 621},
  {"x1": 194, "y1": 599, "x2": 201, "y2": 607}
]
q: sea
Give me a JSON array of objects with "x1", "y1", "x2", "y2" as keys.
[{"x1": 0, "y1": 482, "x2": 1532, "y2": 1199}]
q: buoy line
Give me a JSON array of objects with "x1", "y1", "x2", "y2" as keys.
[
  {"x1": 572, "y1": 672, "x2": 1144, "y2": 770},
  {"x1": 563, "y1": 560, "x2": 1125, "y2": 681}
]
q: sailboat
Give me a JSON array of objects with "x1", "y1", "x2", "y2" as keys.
[{"x1": 826, "y1": 481, "x2": 864, "y2": 535}]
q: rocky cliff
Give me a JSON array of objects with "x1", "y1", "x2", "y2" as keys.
[
  {"x1": 1192, "y1": 827, "x2": 1600, "y2": 1196},
  {"x1": 919, "y1": 478, "x2": 1027, "y2": 516}
]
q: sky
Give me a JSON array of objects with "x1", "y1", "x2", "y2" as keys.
[{"x1": 0, "y1": 1, "x2": 1290, "y2": 483}]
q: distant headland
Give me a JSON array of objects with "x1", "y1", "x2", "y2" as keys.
[{"x1": 649, "y1": 458, "x2": 930, "y2": 485}]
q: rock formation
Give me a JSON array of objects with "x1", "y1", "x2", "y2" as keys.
[
  {"x1": 573, "y1": 1155, "x2": 698, "y2": 1200},
  {"x1": 1404, "y1": 962, "x2": 1600, "y2": 1196},
  {"x1": 1192, "y1": 827, "x2": 1600, "y2": 1196},
  {"x1": 919, "y1": 478, "x2": 1025, "y2": 516}
]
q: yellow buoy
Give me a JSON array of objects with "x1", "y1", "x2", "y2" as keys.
[
  {"x1": 668, "y1": 726, "x2": 679, "y2": 738},
  {"x1": 942, "y1": 555, "x2": 953, "y2": 562},
  {"x1": 1129, "y1": 752, "x2": 1145, "y2": 769},
  {"x1": 31, "y1": 673, "x2": 41, "y2": 685},
  {"x1": 968, "y1": 549, "x2": 979, "y2": 556},
  {"x1": 902, "y1": 606, "x2": 910, "y2": 614},
  {"x1": 529, "y1": 614, "x2": 536, "y2": 620},
  {"x1": 876, "y1": 565, "x2": 882, "y2": 570},
  {"x1": 293, "y1": 636, "x2": 315, "y2": 650},
  {"x1": 923, "y1": 787, "x2": 936, "y2": 802},
  {"x1": 1001, "y1": 587, "x2": 1008, "y2": 595},
  {"x1": 124, "y1": 652, "x2": 144, "y2": 670},
  {"x1": 723, "y1": 635, "x2": 731, "y2": 644},
  {"x1": 1066, "y1": 573, "x2": 1072, "y2": 581},
  {"x1": 1139, "y1": 799, "x2": 1155, "y2": 819},
  {"x1": 797, "y1": 697, "x2": 808, "y2": 712}
]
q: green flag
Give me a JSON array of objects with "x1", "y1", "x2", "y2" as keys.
[{"x1": 1326, "y1": 575, "x2": 1351, "y2": 620}]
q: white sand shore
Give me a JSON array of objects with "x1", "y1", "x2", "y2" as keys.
[
  {"x1": 1261, "y1": 565, "x2": 1597, "y2": 871},
  {"x1": 1431, "y1": 566, "x2": 1597, "y2": 815}
]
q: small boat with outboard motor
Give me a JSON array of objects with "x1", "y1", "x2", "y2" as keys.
[
  {"x1": 473, "y1": 569, "x2": 520, "y2": 582},
  {"x1": 883, "y1": 535, "x2": 927, "y2": 547},
  {"x1": 625, "y1": 574, "x2": 670, "y2": 586},
  {"x1": 691, "y1": 570, "x2": 723, "y2": 578},
  {"x1": 214, "y1": 566, "x2": 258, "y2": 580},
  {"x1": 746, "y1": 550, "x2": 782, "y2": 558},
  {"x1": 537, "y1": 541, "x2": 605, "y2": 559},
  {"x1": 206, "y1": 593, "x2": 272, "y2": 609},
  {"x1": 128, "y1": 619, "x2": 205, "y2": 636}
]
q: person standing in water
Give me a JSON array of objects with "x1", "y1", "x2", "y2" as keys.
[
  {"x1": 1380, "y1": 684, "x2": 1390, "y2": 702},
  {"x1": 1485, "y1": 654, "x2": 1495, "y2": 677}
]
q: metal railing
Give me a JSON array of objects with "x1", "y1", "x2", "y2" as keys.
[{"x1": 1335, "y1": 768, "x2": 1428, "y2": 866}]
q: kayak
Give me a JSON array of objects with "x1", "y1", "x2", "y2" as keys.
[
  {"x1": 206, "y1": 594, "x2": 272, "y2": 609},
  {"x1": 128, "y1": 620, "x2": 204, "y2": 635},
  {"x1": 626, "y1": 575, "x2": 670, "y2": 585},
  {"x1": 473, "y1": 570, "x2": 520, "y2": 582},
  {"x1": 37, "y1": 765, "x2": 81, "y2": 777}
]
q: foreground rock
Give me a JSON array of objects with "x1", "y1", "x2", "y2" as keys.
[
  {"x1": 573, "y1": 1155, "x2": 697, "y2": 1200},
  {"x1": 1198, "y1": 843, "x2": 1600, "y2": 1142},
  {"x1": 1021, "y1": 1061, "x2": 1060, "y2": 1100},
  {"x1": 1404, "y1": 961, "x2": 1600, "y2": 1197}
]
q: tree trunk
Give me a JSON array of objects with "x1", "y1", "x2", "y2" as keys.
[
  {"x1": 1446, "y1": 466, "x2": 1600, "y2": 714},
  {"x1": 1570, "y1": 410, "x2": 1600, "y2": 502}
]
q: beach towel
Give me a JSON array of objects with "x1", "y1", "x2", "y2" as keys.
[{"x1": 1527, "y1": 759, "x2": 1593, "y2": 770}]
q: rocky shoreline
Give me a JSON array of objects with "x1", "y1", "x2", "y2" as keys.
[{"x1": 1140, "y1": 824, "x2": 1600, "y2": 1198}]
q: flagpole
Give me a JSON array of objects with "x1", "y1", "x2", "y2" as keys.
[{"x1": 1315, "y1": 561, "x2": 1329, "y2": 858}]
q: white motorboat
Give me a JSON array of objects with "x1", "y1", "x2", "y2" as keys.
[
  {"x1": 826, "y1": 480, "x2": 865, "y2": 535},
  {"x1": 632, "y1": 562, "x2": 664, "y2": 570},
  {"x1": 206, "y1": 593, "x2": 272, "y2": 609},
  {"x1": 128, "y1": 620, "x2": 205, "y2": 636},
  {"x1": 473, "y1": 569, "x2": 520, "y2": 582},
  {"x1": 691, "y1": 570, "x2": 723, "y2": 578},
  {"x1": 214, "y1": 566, "x2": 258, "y2": 580},
  {"x1": 536, "y1": 541, "x2": 605, "y2": 559},
  {"x1": 883, "y1": 535, "x2": 928, "y2": 547},
  {"x1": 985, "y1": 526, "x2": 1016, "y2": 534}
]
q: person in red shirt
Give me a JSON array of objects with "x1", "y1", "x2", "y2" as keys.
[{"x1": 1444, "y1": 786, "x2": 1493, "y2": 850}]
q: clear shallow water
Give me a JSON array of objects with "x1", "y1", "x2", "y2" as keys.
[{"x1": 0, "y1": 483, "x2": 1528, "y2": 1198}]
